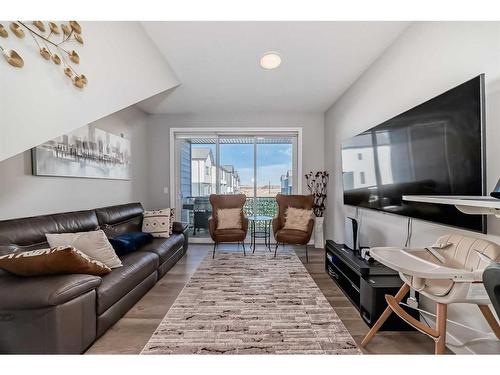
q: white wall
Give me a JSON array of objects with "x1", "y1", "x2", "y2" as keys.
[
  {"x1": 0, "y1": 105, "x2": 150, "y2": 220},
  {"x1": 0, "y1": 21, "x2": 179, "y2": 162},
  {"x1": 325, "y1": 22, "x2": 500, "y2": 353},
  {"x1": 146, "y1": 112, "x2": 325, "y2": 209}
]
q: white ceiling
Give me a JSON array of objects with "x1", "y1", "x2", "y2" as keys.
[{"x1": 138, "y1": 22, "x2": 410, "y2": 114}]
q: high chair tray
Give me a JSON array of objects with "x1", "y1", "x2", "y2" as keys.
[{"x1": 370, "y1": 247, "x2": 481, "y2": 282}]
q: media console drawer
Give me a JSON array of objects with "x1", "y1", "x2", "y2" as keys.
[{"x1": 326, "y1": 262, "x2": 360, "y2": 309}]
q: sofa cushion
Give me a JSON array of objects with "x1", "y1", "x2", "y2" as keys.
[
  {"x1": 97, "y1": 203, "x2": 144, "y2": 237},
  {"x1": 102, "y1": 216, "x2": 143, "y2": 238},
  {"x1": 0, "y1": 210, "x2": 99, "y2": 247},
  {"x1": 95, "y1": 203, "x2": 144, "y2": 227},
  {"x1": 96, "y1": 251, "x2": 159, "y2": 314},
  {"x1": 138, "y1": 235, "x2": 184, "y2": 264},
  {"x1": 0, "y1": 246, "x2": 111, "y2": 277},
  {"x1": 0, "y1": 273, "x2": 101, "y2": 309}
]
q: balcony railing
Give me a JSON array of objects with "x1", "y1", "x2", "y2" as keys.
[{"x1": 244, "y1": 197, "x2": 278, "y2": 218}]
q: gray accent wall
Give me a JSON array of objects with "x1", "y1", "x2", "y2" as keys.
[{"x1": 0, "y1": 106, "x2": 150, "y2": 220}]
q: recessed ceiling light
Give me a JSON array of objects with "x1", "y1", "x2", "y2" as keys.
[{"x1": 260, "y1": 52, "x2": 282, "y2": 70}]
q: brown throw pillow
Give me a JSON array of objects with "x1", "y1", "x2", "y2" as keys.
[
  {"x1": 0, "y1": 246, "x2": 111, "y2": 277},
  {"x1": 283, "y1": 207, "x2": 313, "y2": 232},
  {"x1": 217, "y1": 208, "x2": 242, "y2": 230}
]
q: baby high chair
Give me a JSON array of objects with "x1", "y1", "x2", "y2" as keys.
[{"x1": 361, "y1": 234, "x2": 500, "y2": 354}]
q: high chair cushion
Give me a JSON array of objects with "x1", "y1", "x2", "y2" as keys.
[
  {"x1": 422, "y1": 279, "x2": 454, "y2": 297},
  {"x1": 400, "y1": 234, "x2": 500, "y2": 298},
  {"x1": 433, "y1": 235, "x2": 500, "y2": 271}
]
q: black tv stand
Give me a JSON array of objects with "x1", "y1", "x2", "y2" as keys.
[{"x1": 325, "y1": 240, "x2": 418, "y2": 330}]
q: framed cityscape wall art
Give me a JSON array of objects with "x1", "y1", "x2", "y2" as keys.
[{"x1": 32, "y1": 124, "x2": 131, "y2": 180}]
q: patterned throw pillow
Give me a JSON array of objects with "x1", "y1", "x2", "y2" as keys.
[
  {"x1": 169, "y1": 208, "x2": 175, "y2": 235},
  {"x1": 142, "y1": 209, "x2": 171, "y2": 238},
  {"x1": 283, "y1": 207, "x2": 313, "y2": 232},
  {"x1": 0, "y1": 246, "x2": 111, "y2": 276}
]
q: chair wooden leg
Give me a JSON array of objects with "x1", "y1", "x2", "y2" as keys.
[
  {"x1": 274, "y1": 242, "x2": 279, "y2": 258},
  {"x1": 212, "y1": 242, "x2": 217, "y2": 259},
  {"x1": 478, "y1": 304, "x2": 500, "y2": 339},
  {"x1": 361, "y1": 283, "x2": 410, "y2": 347},
  {"x1": 305, "y1": 244, "x2": 309, "y2": 263},
  {"x1": 435, "y1": 303, "x2": 448, "y2": 354},
  {"x1": 242, "y1": 241, "x2": 246, "y2": 256}
]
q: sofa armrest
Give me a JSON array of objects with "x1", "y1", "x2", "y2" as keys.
[
  {"x1": 172, "y1": 221, "x2": 188, "y2": 234},
  {"x1": 0, "y1": 273, "x2": 101, "y2": 310},
  {"x1": 172, "y1": 221, "x2": 189, "y2": 254}
]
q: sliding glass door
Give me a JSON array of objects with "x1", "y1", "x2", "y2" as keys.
[
  {"x1": 173, "y1": 131, "x2": 298, "y2": 241},
  {"x1": 255, "y1": 136, "x2": 295, "y2": 218},
  {"x1": 218, "y1": 136, "x2": 254, "y2": 196}
]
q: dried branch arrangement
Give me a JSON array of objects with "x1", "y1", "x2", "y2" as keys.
[
  {"x1": 305, "y1": 171, "x2": 329, "y2": 217},
  {"x1": 0, "y1": 21, "x2": 87, "y2": 89}
]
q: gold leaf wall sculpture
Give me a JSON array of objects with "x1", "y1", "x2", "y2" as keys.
[
  {"x1": 32, "y1": 21, "x2": 45, "y2": 32},
  {"x1": 0, "y1": 24, "x2": 9, "y2": 38},
  {"x1": 9, "y1": 22, "x2": 25, "y2": 38},
  {"x1": 1, "y1": 20, "x2": 87, "y2": 89},
  {"x1": 2, "y1": 49, "x2": 24, "y2": 68}
]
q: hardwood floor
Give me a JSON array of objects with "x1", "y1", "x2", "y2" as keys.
[{"x1": 86, "y1": 243, "x2": 436, "y2": 354}]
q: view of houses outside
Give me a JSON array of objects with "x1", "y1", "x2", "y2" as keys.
[
  {"x1": 182, "y1": 140, "x2": 293, "y2": 237},
  {"x1": 190, "y1": 147, "x2": 241, "y2": 195},
  {"x1": 189, "y1": 143, "x2": 292, "y2": 197}
]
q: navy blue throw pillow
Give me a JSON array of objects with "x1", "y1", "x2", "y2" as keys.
[{"x1": 109, "y1": 232, "x2": 154, "y2": 256}]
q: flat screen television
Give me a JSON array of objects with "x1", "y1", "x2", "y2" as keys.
[{"x1": 341, "y1": 75, "x2": 486, "y2": 233}]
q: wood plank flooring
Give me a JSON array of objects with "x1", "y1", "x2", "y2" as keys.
[{"x1": 86, "y1": 244, "x2": 436, "y2": 354}]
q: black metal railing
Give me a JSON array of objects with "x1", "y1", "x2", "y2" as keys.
[{"x1": 244, "y1": 197, "x2": 278, "y2": 218}]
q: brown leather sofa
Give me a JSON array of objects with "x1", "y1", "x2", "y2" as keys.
[
  {"x1": 0, "y1": 203, "x2": 188, "y2": 354},
  {"x1": 272, "y1": 194, "x2": 314, "y2": 261},
  {"x1": 208, "y1": 194, "x2": 248, "y2": 258}
]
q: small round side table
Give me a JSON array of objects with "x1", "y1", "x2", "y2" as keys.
[{"x1": 248, "y1": 215, "x2": 273, "y2": 253}]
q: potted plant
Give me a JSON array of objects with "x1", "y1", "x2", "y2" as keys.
[{"x1": 305, "y1": 171, "x2": 329, "y2": 248}]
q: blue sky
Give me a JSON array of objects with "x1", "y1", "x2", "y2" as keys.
[{"x1": 193, "y1": 143, "x2": 292, "y2": 186}]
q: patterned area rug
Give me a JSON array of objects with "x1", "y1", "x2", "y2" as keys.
[{"x1": 142, "y1": 251, "x2": 360, "y2": 354}]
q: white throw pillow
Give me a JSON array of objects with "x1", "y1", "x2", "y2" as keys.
[
  {"x1": 46, "y1": 230, "x2": 122, "y2": 268},
  {"x1": 217, "y1": 208, "x2": 242, "y2": 230},
  {"x1": 283, "y1": 207, "x2": 313, "y2": 232},
  {"x1": 143, "y1": 209, "x2": 171, "y2": 238}
]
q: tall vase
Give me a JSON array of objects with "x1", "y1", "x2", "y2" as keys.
[{"x1": 314, "y1": 216, "x2": 325, "y2": 248}]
